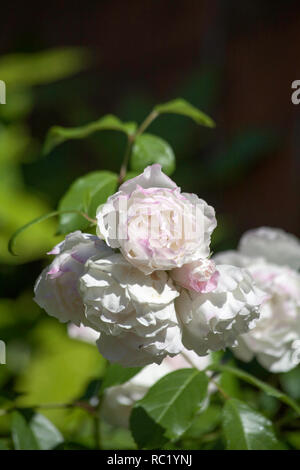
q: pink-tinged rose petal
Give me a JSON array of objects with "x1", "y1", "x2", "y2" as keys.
[
  {"x1": 190, "y1": 269, "x2": 220, "y2": 293},
  {"x1": 47, "y1": 266, "x2": 62, "y2": 279},
  {"x1": 47, "y1": 245, "x2": 61, "y2": 255},
  {"x1": 170, "y1": 259, "x2": 219, "y2": 293},
  {"x1": 120, "y1": 164, "x2": 178, "y2": 194}
]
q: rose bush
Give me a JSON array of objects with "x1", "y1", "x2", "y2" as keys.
[
  {"x1": 9, "y1": 98, "x2": 300, "y2": 450},
  {"x1": 214, "y1": 227, "x2": 300, "y2": 372},
  {"x1": 33, "y1": 166, "x2": 268, "y2": 367}
]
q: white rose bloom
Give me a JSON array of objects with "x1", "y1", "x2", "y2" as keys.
[
  {"x1": 34, "y1": 231, "x2": 111, "y2": 326},
  {"x1": 176, "y1": 265, "x2": 265, "y2": 356},
  {"x1": 239, "y1": 226, "x2": 300, "y2": 270},
  {"x1": 68, "y1": 323, "x2": 99, "y2": 343},
  {"x1": 79, "y1": 252, "x2": 183, "y2": 367},
  {"x1": 101, "y1": 348, "x2": 212, "y2": 428},
  {"x1": 96, "y1": 164, "x2": 216, "y2": 274},
  {"x1": 214, "y1": 227, "x2": 300, "y2": 372}
]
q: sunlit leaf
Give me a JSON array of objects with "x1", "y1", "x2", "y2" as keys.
[
  {"x1": 57, "y1": 170, "x2": 118, "y2": 233},
  {"x1": 222, "y1": 399, "x2": 280, "y2": 450},
  {"x1": 11, "y1": 411, "x2": 39, "y2": 450},
  {"x1": 130, "y1": 369, "x2": 208, "y2": 448},
  {"x1": 154, "y1": 98, "x2": 215, "y2": 127},
  {"x1": 100, "y1": 364, "x2": 142, "y2": 394},
  {"x1": 131, "y1": 133, "x2": 175, "y2": 175},
  {"x1": 43, "y1": 115, "x2": 137, "y2": 155},
  {"x1": 30, "y1": 413, "x2": 64, "y2": 450}
]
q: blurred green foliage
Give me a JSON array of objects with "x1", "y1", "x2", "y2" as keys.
[{"x1": 0, "y1": 48, "x2": 90, "y2": 264}]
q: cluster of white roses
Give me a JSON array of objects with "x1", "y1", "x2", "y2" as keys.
[
  {"x1": 215, "y1": 227, "x2": 300, "y2": 372},
  {"x1": 34, "y1": 164, "x2": 299, "y2": 372}
]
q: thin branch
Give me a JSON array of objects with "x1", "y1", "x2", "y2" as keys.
[
  {"x1": 118, "y1": 136, "x2": 134, "y2": 185},
  {"x1": 118, "y1": 110, "x2": 159, "y2": 185},
  {"x1": 134, "y1": 110, "x2": 159, "y2": 138},
  {"x1": 181, "y1": 350, "x2": 229, "y2": 400},
  {"x1": 210, "y1": 377, "x2": 230, "y2": 400},
  {"x1": 0, "y1": 400, "x2": 97, "y2": 417}
]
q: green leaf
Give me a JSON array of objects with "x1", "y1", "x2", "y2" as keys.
[
  {"x1": 43, "y1": 115, "x2": 137, "y2": 155},
  {"x1": 222, "y1": 399, "x2": 280, "y2": 450},
  {"x1": 11, "y1": 411, "x2": 39, "y2": 450},
  {"x1": 130, "y1": 406, "x2": 167, "y2": 449},
  {"x1": 79, "y1": 379, "x2": 102, "y2": 401},
  {"x1": 183, "y1": 404, "x2": 222, "y2": 439},
  {"x1": 130, "y1": 368, "x2": 208, "y2": 447},
  {"x1": 0, "y1": 48, "x2": 88, "y2": 89},
  {"x1": 58, "y1": 171, "x2": 118, "y2": 233},
  {"x1": 154, "y1": 98, "x2": 215, "y2": 128},
  {"x1": 208, "y1": 364, "x2": 300, "y2": 415},
  {"x1": 131, "y1": 133, "x2": 175, "y2": 175},
  {"x1": 100, "y1": 364, "x2": 142, "y2": 394},
  {"x1": 11, "y1": 411, "x2": 63, "y2": 450},
  {"x1": 30, "y1": 413, "x2": 64, "y2": 450}
]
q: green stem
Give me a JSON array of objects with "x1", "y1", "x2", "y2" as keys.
[
  {"x1": 134, "y1": 110, "x2": 159, "y2": 138},
  {"x1": 180, "y1": 350, "x2": 229, "y2": 400},
  {"x1": 0, "y1": 400, "x2": 97, "y2": 416},
  {"x1": 118, "y1": 109, "x2": 159, "y2": 184},
  {"x1": 8, "y1": 209, "x2": 97, "y2": 256},
  {"x1": 210, "y1": 377, "x2": 229, "y2": 400},
  {"x1": 118, "y1": 136, "x2": 134, "y2": 185}
]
